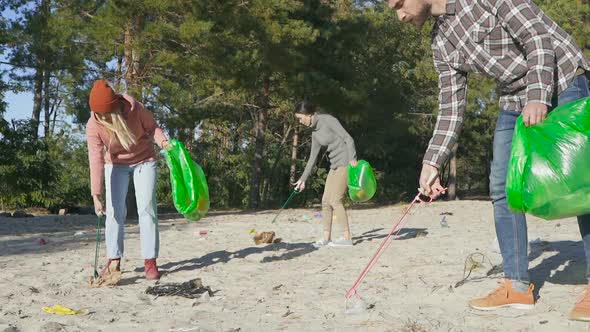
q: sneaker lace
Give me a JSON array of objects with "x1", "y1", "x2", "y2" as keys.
[{"x1": 488, "y1": 281, "x2": 508, "y2": 298}]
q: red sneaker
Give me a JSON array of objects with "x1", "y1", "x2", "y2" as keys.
[{"x1": 144, "y1": 259, "x2": 160, "y2": 280}]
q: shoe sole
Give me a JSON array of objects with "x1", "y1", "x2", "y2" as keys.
[
  {"x1": 569, "y1": 316, "x2": 590, "y2": 322},
  {"x1": 470, "y1": 303, "x2": 534, "y2": 311}
]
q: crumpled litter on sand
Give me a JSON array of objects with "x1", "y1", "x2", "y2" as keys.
[
  {"x1": 146, "y1": 278, "x2": 213, "y2": 299},
  {"x1": 89, "y1": 260, "x2": 122, "y2": 288},
  {"x1": 253, "y1": 231, "x2": 281, "y2": 245},
  {"x1": 42, "y1": 305, "x2": 89, "y2": 316}
]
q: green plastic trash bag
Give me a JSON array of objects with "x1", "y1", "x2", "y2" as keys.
[
  {"x1": 163, "y1": 139, "x2": 210, "y2": 221},
  {"x1": 506, "y1": 97, "x2": 590, "y2": 220},
  {"x1": 348, "y1": 160, "x2": 377, "y2": 202}
]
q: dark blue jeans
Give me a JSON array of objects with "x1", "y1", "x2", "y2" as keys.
[{"x1": 490, "y1": 72, "x2": 590, "y2": 282}]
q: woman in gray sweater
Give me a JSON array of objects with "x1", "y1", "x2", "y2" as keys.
[{"x1": 293, "y1": 101, "x2": 357, "y2": 247}]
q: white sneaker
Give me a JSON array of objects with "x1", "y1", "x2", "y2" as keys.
[
  {"x1": 328, "y1": 239, "x2": 354, "y2": 247},
  {"x1": 312, "y1": 239, "x2": 330, "y2": 248}
]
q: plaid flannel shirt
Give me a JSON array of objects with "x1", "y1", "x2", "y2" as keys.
[{"x1": 424, "y1": 0, "x2": 590, "y2": 168}]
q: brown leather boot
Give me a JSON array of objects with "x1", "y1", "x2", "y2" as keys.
[{"x1": 99, "y1": 258, "x2": 120, "y2": 278}]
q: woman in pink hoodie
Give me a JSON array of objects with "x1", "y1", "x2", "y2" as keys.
[{"x1": 86, "y1": 80, "x2": 168, "y2": 280}]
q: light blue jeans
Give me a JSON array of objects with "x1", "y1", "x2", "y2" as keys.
[
  {"x1": 105, "y1": 160, "x2": 159, "y2": 259},
  {"x1": 491, "y1": 72, "x2": 590, "y2": 282}
]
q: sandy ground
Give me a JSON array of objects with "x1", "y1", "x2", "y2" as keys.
[{"x1": 1, "y1": 200, "x2": 590, "y2": 332}]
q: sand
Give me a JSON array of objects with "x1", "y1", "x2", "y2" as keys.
[{"x1": 1, "y1": 200, "x2": 589, "y2": 331}]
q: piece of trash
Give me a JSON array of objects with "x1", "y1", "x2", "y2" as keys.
[
  {"x1": 249, "y1": 228, "x2": 256, "y2": 234},
  {"x1": 42, "y1": 305, "x2": 89, "y2": 316},
  {"x1": 170, "y1": 326, "x2": 201, "y2": 332},
  {"x1": 440, "y1": 212, "x2": 453, "y2": 216},
  {"x1": 486, "y1": 264, "x2": 503, "y2": 276},
  {"x1": 282, "y1": 309, "x2": 293, "y2": 318},
  {"x1": 314, "y1": 212, "x2": 322, "y2": 218},
  {"x1": 302, "y1": 215, "x2": 312, "y2": 221},
  {"x1": 272, "y1": 284, "x2": 284, "y2": 291},
  {"x1": 415, "y1": 230, "x2": 428, "y2": 238},
  {"x1": 39, "y1": 238, "x2": 47, "y2": 245},
  {"x1": 440, "y1": 216, "x2": 449, "y2": 228},
  {"x1": 146, "y1": 278, "x2": 213, "y2": 299},
  {"x1": 89, "y1": 260, "x2": 122, "y2": 288},
  {"x1": 253, "y1": 231, "x2": 281, "y2": 245},
  {"x1": 344, "y1": 297, "x2": 370, "y2": 315},
  {"x1": 193, "y1": 229, "x2": 208, "y2": 237},
  {"x1": 539, "y1": 320, "x2": 548, "y2": 325},
  {"x1": 74, "y1": 231, "x2": 85, "y2": 236}
]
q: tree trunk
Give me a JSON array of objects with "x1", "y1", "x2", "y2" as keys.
[
  {"x1": 448, "y1": 143, "x2": 459, "y2": 200},
  {"x1": 289, "y1": 128, "x2": 299, "y2": 185},
  {"x1": 124, "y1": 17, "x2": 142, "y2": 97},
  {"x1": 31, "y1": 65, "x2": 43, "y2": 140},
  {"x1": 115, "y1": 55, "x2": 123, "y2": 90},
  {"x1": 31, "y1": 0, "x2": 50, "y2": 140},
  {"x1": 123, "y1": 17, "x2": 142, "y2": 218},
  {"x1": 248, "y1": 77, "x2": 270, "y2": 209},
  {"x1": 43, "y1": 69, "x2": 51, "y2": 139}
]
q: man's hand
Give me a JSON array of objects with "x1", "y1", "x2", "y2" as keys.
[
  {"x1": 293, "y1": 180, "x2": 306, "y2": 192},
  {"x1": 522, "y1": 102, "x2": 548, "y2": 127},
  {"x1": 418, "y1": 164, "x2": 446, "y2": 199}
]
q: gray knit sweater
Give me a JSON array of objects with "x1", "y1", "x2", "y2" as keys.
[{"x1": 299, "y1": 113, "x2": 357, "y2": 183}]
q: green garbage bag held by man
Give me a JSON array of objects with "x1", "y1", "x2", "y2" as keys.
[
  {"x1": 163, "y1": 139, "x2": 209, "y2": 221},
  {"x1": 507, "y1": 97, "x2": 590, "y2": 220}
]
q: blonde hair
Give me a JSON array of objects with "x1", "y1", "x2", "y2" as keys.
[{"x1": 95, "y1": 102, "x2": 137, "y2": 151}]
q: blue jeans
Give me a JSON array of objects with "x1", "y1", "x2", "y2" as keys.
[
  {"x1": 491, "y1": 72, "x2": 590, "y2": 282},
  {"x1": 104, "y1": 160, "x2": 160, "y2": 259}
]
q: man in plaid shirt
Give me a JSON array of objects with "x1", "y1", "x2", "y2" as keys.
[{"x1": 388, "y1": 0, "x2": 590, "y2": 320}]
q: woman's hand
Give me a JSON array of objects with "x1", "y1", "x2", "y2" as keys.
[
  {"x1": 161, "y1": 140, "x2": 170, "y2": 149},
  {"x1": 293, "y1": 180, "x2": 306, "y2": 192},
  {"x1": 93, "y1": 195, "x2": 105, "y2": 216},
  {"x1": 350, "y1": 159, "x2": 358, "y2": 167}
]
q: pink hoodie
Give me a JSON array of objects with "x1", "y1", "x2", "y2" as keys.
[{"x1": 86, "y1": 94, "x2": 168, "y2": 196}]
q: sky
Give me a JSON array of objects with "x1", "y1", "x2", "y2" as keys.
[{"x1": 2, "y1": 8, "x2": 34, "y2": 121}]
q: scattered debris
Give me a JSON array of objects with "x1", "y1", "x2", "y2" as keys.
[
  {"x1": 455, "y1": 252, "x2": 495, "y2": 288},
  {"x1": 440, "y1": 212, "x2": 454, "y2": 216},
  {"x1": 253, "y1": 231, "x2": 281, "y2": 245},
  {"x1": 440, "y1": 216, "x2": 449, "y2": 228},
  {"x1": 402, "y1": 319, "x2": 427, "y2": 332},
  {"x1": 486, "y1": 264, "x2": 503, "y2": 276},
  {"x1": 74, "y1": 231, "x2": 85, "y2": 236},
  {"x1": 314, "y1": 212, "x2": 322, "y2": 218},
  {"x1": 29, "y1": 287, "x2": 40, "y2": 294},
  {"x1": 146, "y1": 278, "x2": 213, "y2": 299},
  {"x1": 282, "y1": 307, "x2": 293, "y2": 318},
  {"x1": 539, "y1": 320, "x2": 548, "y2": 325},
  {"x1": 42, "y1": 305, "x2": 89, "y2": 316},
  {"x1": 272, "y1": 284, "x2": 284, "y2": 291},
  {"x1": 39, "y1": 239, "x2": 47, "y2": 246},
  {"x1": 415, "y1": 230, "x2": 428, "y2": 238}
]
